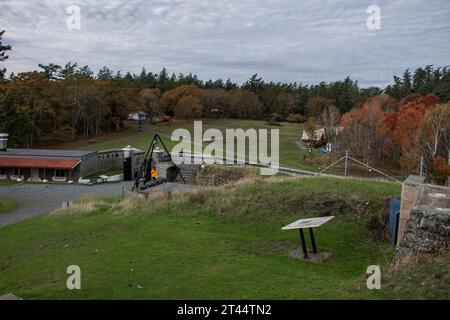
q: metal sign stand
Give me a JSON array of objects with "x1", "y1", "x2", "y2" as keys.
[
  {"x1": 282, "y1": 216, "x2": 334, "y2": 259},
  {"x1": 298, "y1": 228, "x2": 318, "y2": 259}
]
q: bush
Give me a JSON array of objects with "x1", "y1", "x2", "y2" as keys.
[
  {"x1": 432, "y1": 156, "x2": 450, "y2": 184},
  {"x1": 286, "y1": 113, "x2": 305, "y2": 123},
  {"x1": 265, "y1": 119, "x2": 282, "y2": 126}
]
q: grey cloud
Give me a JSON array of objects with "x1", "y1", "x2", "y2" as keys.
[{"x1": 1, "y1": 0, "x2": 449, "y2": 87}]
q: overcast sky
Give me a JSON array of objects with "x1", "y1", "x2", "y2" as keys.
[{"x1": 1, "y1": 0, "x2": 449, "y2": 87}]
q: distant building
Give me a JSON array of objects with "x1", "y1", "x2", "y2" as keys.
[
  {"x1": 128, "y1": 111, "x2": 148, "y2": 121},
  {"x1": 301, "y1": 127, "x2": 343, "y2": 147},
  {"x1": 0, "y1": 133, "x2": 144, "y2": 183},
  {"x1": 302, "y1": 128, "x2": 326, "y2": 144}
]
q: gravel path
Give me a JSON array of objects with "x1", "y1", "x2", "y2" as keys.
[
  {"x1": 0, "y1": 182, "x2": 202, "y2": 228},
  {"x1": 0, "y1": 182, "x2": 133, "y2": 228}
]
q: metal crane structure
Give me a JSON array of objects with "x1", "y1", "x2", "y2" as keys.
[{"x1": 132, "y1": 133, "x2": 186, "y2": 191}]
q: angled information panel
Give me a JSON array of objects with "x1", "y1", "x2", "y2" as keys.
[
  {"x1": 281, "y1": 216, "x2": 334, "y2": 259},
  {"x1": 282, "y1": 216, "x2": 334, "y2": 230}
]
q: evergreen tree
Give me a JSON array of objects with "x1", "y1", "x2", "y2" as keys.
[
  {"x1": 58, "y1": 62, "x2": 78, "y2": 79},
  {"x1": 97, "y1": 66, "x2": 114, "y2": 80},
  {"x1": 0, "y1": 30, "x2": 12, "y2": 80},
  {"x1": 38, "y1": 63, "x2": 62, "y2": 80},
  {"x1": 77, "y1": 65, "x2": 94, "y2": 78}
]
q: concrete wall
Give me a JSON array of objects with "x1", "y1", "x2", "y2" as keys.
[
  {"x1": 97, "y1": 150, "x2": 124, "y2": 172},
  {"x1": 79, "y1": 153, "x2": 99, "y2": 178},
  {"x1": 131, "y1": 152, "x2": 145, "y2": 179},
  {"x1": 80, "y1": 149, "x2": 145, "y2": 180},
  {"x1": 416, "y1": 183, "x2": 450, "y2": 207},
  {"x1": 397, "y1": 175, "x2": 426, "y2": 246},
  {"x1": 79, "y1": 150, "x2": 138, "y2": 178}
]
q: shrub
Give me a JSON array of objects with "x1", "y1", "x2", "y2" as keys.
[{"x1": 286, "y1": 113, "x2": 305, "y2": 123}]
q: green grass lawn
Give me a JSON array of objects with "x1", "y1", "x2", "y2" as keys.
[
  {"x1": 50, "y1": 119, "x2": 322, "y2": 172},
  {"x1": 0, "y1": 199, "x2": 18, "y2": 214},
  {"x1": 3, "y1": 176, "x2": 441, "y2": 300}
]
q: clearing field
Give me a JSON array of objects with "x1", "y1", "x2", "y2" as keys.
[
  {"x1": 50, "y1": 119, "x2": 321, "y2": 172},
  {"x1": 1, "y1": 176, "x2": 446, "y2": 300}
]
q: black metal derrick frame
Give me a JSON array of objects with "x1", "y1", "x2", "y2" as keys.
[{"x1": 132, "y1": 133, "x2": 186, "y2": 191}]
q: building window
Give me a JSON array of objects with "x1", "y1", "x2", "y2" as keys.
[
  {"x1": 55, "y1": 169, "x2": 65, "y2": 177},
  {"x1": 13, "y1": 168, "x2": 20, "y2": 175}
]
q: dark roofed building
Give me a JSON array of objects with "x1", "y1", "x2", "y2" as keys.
[
  {"x1": 0, "y1": 134, "x2": 144, "y2": 183},
  {"x1": 0, "y1": 147, "x2": 98, "y2": 183},
  {"x1": 0, "y1": 149, "x2": 95, "y2": 158}
]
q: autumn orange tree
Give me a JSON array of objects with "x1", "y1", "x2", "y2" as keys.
[
  {"x1": 419, "y1": 103, "x2": 450, "y2": 168},
  {"x1": 338, "y1": 97, "x2": 384, "y2": 163},
  {"x1": 432, "y1": 155, "x2": 450, "y2": 184},
  {"x1": 202, "y1": 89, "x2": 229, "y2": 118},
  {"x1": 139, "y1": 88, "x2": 161, "y2": 122},
  {"x1": 392, "y1": 101, "x2": 427, "y2": 171},
  {"x1": 174, "y1": 95, "x2": 203, "y2": 119},
  {"x1": 227, "y1": 90, "x2": 262, "y2": 119},
  {"x1": 160, "y1": 85, "x2": 205, "y2": 116},
  {"x1": 339, "y1": 93, "x2": 449, "y2": 182}
]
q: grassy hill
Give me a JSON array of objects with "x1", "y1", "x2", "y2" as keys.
[{"x1": 0, "y1": 176, "x2": 446, "y2": 299}]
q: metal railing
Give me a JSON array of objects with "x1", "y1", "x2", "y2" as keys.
[{"x1": 317, "y1": 151, "x2": 402, "y2": 183}]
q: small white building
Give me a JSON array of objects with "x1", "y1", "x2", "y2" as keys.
[
  {"x1": 128, "y1": 111, "x2": 148, "y2": 121},
  {"x1": 302, "y1": 128, "x2": 326, "y2": 143},
  {"x1": 302, "y1": 127, "x2": 344, "y2": 145}
]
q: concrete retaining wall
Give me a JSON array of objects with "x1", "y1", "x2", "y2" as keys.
[{"x1": 395, "y1": 205, "x2": 450, "y2": 268}]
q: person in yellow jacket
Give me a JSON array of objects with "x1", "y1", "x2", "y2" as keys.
[{"x1": 151, "y1": 166, "x2": 159, "y2": 180}]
